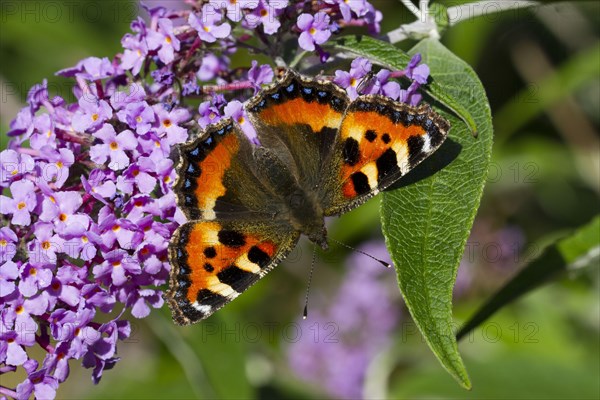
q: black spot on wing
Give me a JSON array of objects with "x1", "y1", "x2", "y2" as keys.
[
  {"x1": 178, "y1": 301, "x2": 206, "y2": 322},
  {"x1": 351, "y1": 171, "x2": 370, "y2": 195},
  {"x1": 300, "y1": 86, "x2": 314, "y2": 101},
  {"x1": 376, "y1": 148, "x2": 400, "y2": 181},
  {"x1": 316, "y1": 89, "x2": 331, "y2": 105},
  {"x1": 330, "y1": 96, "x2": 346, "y2": 113},
  {"x1": 364, "y1": 130, "x2": 377, "y2": 142},
  {"x1": 382, "y1": 133, "x2": 391, "y2": 144},
  {"x1": 342, "y1": 138, "x2": 360, "y2": 166},
  {"x1": 407, "y1": 135, "x2": 426, "y2": 168},
  {"x1": 203, "y1": 247, "x2": 217, "y2": 258},
  {"x1": 283, "y1": 80, "x2": 299, "y2": 99},
  {"x1": 248, "y1": 246, "x2": 270, "y2": 268},
  {"x1": 217, "y1": 265, "x2": 255, "y2": 292},
  {"x1": 203, "y1": 263, "x2": 214, "y2": 272},
  {"x1": 218, "y1": 230, "x2": 246, "y2": 247},
  {"x1": 428, "y1": 125, "x2": 444, "y2": 148},
  {"x1": 196, "y1": 289, "x2": 228, "y2": 308}
]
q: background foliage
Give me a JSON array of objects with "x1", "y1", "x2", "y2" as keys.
[{"x1": 1, "y1": 0, "x2": 598, "y2": 399}]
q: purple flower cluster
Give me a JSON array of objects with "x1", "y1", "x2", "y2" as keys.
[
  {"x1": 1, "y1": 68, "x2": 188, "y2": 397},
  {"x1": 334, "y1": 54, "x2": 430, "y2": 105},
  {"x1": 287, "y1": 241, "x2": 401, "y2": 399},
  {"x1": 0, "y1": 0, "x2": 435, "y2": 397}
]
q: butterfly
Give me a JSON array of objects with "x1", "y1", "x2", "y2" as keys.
[{"x1": 166, "y1": 70, "x2": 450, "y2": 325}]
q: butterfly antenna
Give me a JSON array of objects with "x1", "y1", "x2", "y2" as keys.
[
  {"x1": 330, "y1": 238, "x2": 392, "y2": 268},
  {"x1": 303, "y1": 244, "x2": 318, "y2": 319}
]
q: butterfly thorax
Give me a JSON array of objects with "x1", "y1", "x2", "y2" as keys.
[
  {"x1": 287, "y1": 189, "x2": 328, "y2": 250},
  {"x1": 254, "y1": 146, "x2": 328, "y2": 249}
]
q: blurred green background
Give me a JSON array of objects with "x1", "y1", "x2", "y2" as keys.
[{"x1": 1, "y1": 1, "x2": 599, "y2": 399}]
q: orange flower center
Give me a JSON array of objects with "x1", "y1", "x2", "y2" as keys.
[
  {"x1": 163, "y1": 119, "x2": 172, "y2": 128},
  {"x1": 59, "y1": 213, "x2": 67, "y2": 222},
  {"x1": 91, "y1": 113, "x2": 99, "y2": 121},
  {"x1": 16, "y1": 305, "x2": 24, "y2": 314},
  {"x1": 260, "y1": 9, "x2": 268, "y2": 17},
  {"x1": 56, "y1": 161, "x2": 64, "y2": 169},
  {"x1": 309, "y1": 27, "x2": 316, "y2": 35},
  {"x1": 0, "y1": 239, "x2": 7, "y2": 247},
  {"x1": 112, "y1": 225, "x2": 121, "y2": 232},
  {"x1": 110, "y1": 142, "x2": 119, "y2": 150},
  {"x1": 42, "y1": 241, "x2": 51, "y2": 250},
  {"x1": 112, "y1": 261, "x2": 121, "y2": 267},
  {"x1": 17, "y1": 202, "x2": 26, "y2": 210},
  {"x1": 29, "y1": 268, "x2": 37, "y2": 276}
]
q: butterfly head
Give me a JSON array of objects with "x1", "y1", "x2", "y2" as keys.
[{"x1": 307, "y1": 224, "x2": 328, "y2": 250}]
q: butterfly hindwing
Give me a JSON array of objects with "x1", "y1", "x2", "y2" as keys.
[
  {"x1": 320, "y1": 95, "x2": 450, "y2": 215},
  {"x1": 167, "y1": 220, "x2": 299, "y2": 325}
]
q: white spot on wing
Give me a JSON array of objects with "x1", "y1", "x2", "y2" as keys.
[
  {"x1": 203, "y1": 226, "x2": 219, "y2": 243},
  {"x1": 206, "y1": 276, "x2": 237, "y2": 298},
  {"x1": 392, "y1": 141, "x2": 410, "y2": 174},
  {"x1": 360, "y1": 163, "x2": 378, "y2": 189},
  {"x1": 422, "y1": 134, "x2": 432, "y2": 153},
  {"x1": 236, "y1": 253, "x2": 261, "y2": 273},
  {"x1": 345, "y1": 126, "x2": 363, "y2": 143},
  {"x1": 202, "y1": 202, "x2": 217, "y2": 220},
  {"x1": 191, "y1": 302, "x2": 212, "y2": 314}
]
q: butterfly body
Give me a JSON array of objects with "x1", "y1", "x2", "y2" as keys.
[{"x1": 167, "y1": 70, "x2": 450, "y2": 325}]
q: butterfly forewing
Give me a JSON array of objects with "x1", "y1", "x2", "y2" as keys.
[
  {"x1": 320, "y1": 95, "x2": 450, "y2": 216},
  {"x1": 246, "y1": 71, "x2": 349, "y2": 190},
  {"x1": 174, "y1": 119, "x2": 278, "y2": 221}
]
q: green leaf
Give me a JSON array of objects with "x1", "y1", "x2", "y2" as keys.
[
  {"x1": 380, "y1": 39, "x2": 493, "y2": 389},
  {"x1": 457, "y1": 215, "x2": 600, "y2": 340},
  {"x1": 331, "y1": 35, "x2": 478, "y2": 136}
]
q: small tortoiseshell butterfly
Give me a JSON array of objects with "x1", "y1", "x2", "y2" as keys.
[{"x1": 167, "y1": 70, "x2": 450, "y2": 325}]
